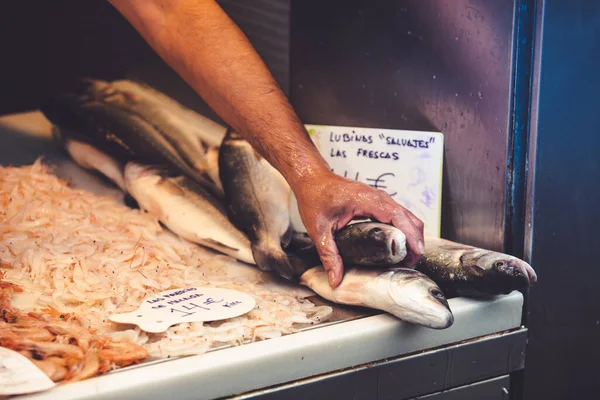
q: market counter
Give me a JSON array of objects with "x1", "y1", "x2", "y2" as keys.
[{"x1": 1, "y1": 111, "x2": 527, "y2": 400}]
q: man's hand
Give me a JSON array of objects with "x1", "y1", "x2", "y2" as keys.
[
  {"x1": 107, "y1": 0, "x2": 424, "y2": 289},
  {"x1": 294, "y1": 172, "x2": 425, "y2": 288}
]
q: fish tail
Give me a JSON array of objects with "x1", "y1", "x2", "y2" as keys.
[{"x1": 251, "y1": 242, "x2": 296, "y2": 281}]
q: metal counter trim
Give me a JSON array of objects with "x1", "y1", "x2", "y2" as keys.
[{"x1": 17, "y1": 291, "x2": 523, "y2": 400}]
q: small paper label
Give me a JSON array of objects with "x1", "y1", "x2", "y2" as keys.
[
  {"x1": 109, "y1": 287, "x2": 256, "y2": 333},
  {"x1": 0, "y1": 346, "x2": 56, "y2": 396}
]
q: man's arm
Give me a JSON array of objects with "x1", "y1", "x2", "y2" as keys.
[{"x1": 107, "y1": 0, "x2": 425, "y2": 288}]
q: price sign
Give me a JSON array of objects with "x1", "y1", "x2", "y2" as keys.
[
  {"x1": 290, "y1": 125, "x2": 444, "y2": 238},
  {"x1": 109, "y1": 287, "x2": 256, "y2": 333}
]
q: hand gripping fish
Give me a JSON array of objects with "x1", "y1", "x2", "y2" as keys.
[
  {"x1": 288, "y1": 222, "x2": 538, "y2": 298},
  {"x1": 283, "y1": 223, "x2": 454, "y2": 329},
  {"x1": 218, "y1": 130, "x2": 295, "y2": 279}
]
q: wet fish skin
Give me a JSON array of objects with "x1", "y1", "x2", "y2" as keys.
[
  {"x1": 109, "y1": 79, "x2": 228, "y2": 148},
  {"x1": 218, "y1": 130, "x2": 294, "y2": 280},
  {"x1": 300, "y1": 266, "x2": 454, "y2": 329},
  {"x1": 40, "y1": 86, "x2": 222, "y2": 200},
  {"x1": 287, "y1": 227, "x2": 538, "y2": 298},
  {"x1": 415, "y1": 236, "x2": 538, "y2": 298},
  {"x1": 123, "y1": 162, "x2": 255, "y2": 265},
  {"x1": 335, "y1": 222, "x2": 407, "y2": 266},
  {"x1": 284, "y1": 222, "x2": 408, "y2": 271},
  {"x1": 83, "y1": 79, "x2": 224, "y2": 183}
]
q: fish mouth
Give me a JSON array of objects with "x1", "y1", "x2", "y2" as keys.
[
  {"x1": 427, "y1": 289, "x2": 454, "y2": 329},
  {"x1": 488, "y1": 259, "x2": 536, "y2": 293},
  {"x1": 391, "y1": 239, "x2": 399, "y2": 257},
  {"x1": 414, "y1": 303, "x2": 454, "y2": 329}
]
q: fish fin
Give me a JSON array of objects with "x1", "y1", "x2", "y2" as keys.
[
  {"x1": 200, "y1": 238, "x2": 240, "y2": 253},
  {"x1": 252, "y1": 242, "x2": 295, "y2": 280},
  {"x1": 156, "y1": 177, "x2": 186, "y2": 196},
  {"x1": 459, "y1": 252, "x2": 486, "y2": 274}
]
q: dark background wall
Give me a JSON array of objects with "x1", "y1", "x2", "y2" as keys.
[
  {"x1": 290, "y1": 0, "x2": 515, "y2": 251},
  {"x1": 1, "y1": 1, "x2": 599, "y2": 399},
  {"x1": 523, "y1": 1, "x2": 600, "y2": 399},
  {"x1": 0, "y1": 0, "x2": 290, "y2": 124}
]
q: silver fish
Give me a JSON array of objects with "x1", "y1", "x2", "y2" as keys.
[
  {"x1": 124, "y1": 162, "x2": 255, "y2": 265},
  {"x1": 287, "y1": 224, "x2": 538, "y2": 297},
  {"x1": 83, "y1": 79, "x2": 226, "y2": 182},
  {"x1": 415, "y1": 236, "x2": 538, "y2": 297},
  {"x1": 218, "y1": 130, "x2": 294, "y2": 279},
  {"x1": 300, "y1": 266, "x2": 454, "y2": 329},
  {"x1": 40, "y1": 84, "x2": 222, "y2": 200},
  {"x1": 284, "y1": 222, "x2": 408, "y2": 271},
  {"x1": 335, "y1": 222, "x2": 408, "y2": 266},
  {"x1": 109, "y1": 79, "x2": 227, "y2": 148}
]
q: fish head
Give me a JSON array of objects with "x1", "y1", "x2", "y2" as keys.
[
  {"x1": 364, "y1": 224, "x2": 407, "y2": 260},
  {"x1": 461, "y1": 251, "x2": 538, "y2": 294},
  {"x1": 337, "y1": 222, "x2": 408, "y2": 265},
  {"x1": 385, "y1": 268, "x2": 454, "y2": 329}
]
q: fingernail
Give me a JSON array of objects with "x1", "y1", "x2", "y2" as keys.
[
  {"x1": 418, "y1": 240, "x2": 424, "y2": 254},
  {"x1": 328, "y1": 271, "x2": 336, "y2": 286}
]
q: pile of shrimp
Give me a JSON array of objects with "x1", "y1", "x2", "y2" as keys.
[
  {"x1": 0, "y1": 160, "x2": 332, "y2": 367},
  {"x1": 0, "y1": 272, "x2": 148, "y2": 383}
]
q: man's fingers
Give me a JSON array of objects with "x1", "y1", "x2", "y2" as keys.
[
  {"x1": 321, "y1": 253, "x2": 344, "y2": 288},
  {"x1": 310, "y1": 224, "x2": 344, "y2": 288},
  {"x1": 391, "y1": 213, "x2": 424, "y2": 267}
]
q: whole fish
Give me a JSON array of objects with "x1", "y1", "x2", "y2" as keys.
[
  {"x1": 82, "y1": 79, "x2": 226, "y2": 183},
  {"x1": 414, "y1": 236, "x2": 538, "y2": 298},
  {"x1": 218, "y1": 130, "x2": 294, "y2": 279},
  {"x1": 40, "y1": 87, "x2": 222, "y2": 199},
  {"x1": 285, "y1": 222, "x2": 408, "y2": 269},
  {"x1": 299, "y1": 264, "x2": 454, "y2": 329},
  {"x1": 109, "y1": 79, "x2": 227, "y2": 148},
  {"x1": 123, "y1": 162, "x2": 255, "y2": 265},
  {"x1": 286, "y1": 223, "x2": 538, "y2": 297}
]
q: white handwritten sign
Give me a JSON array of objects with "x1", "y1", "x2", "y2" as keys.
[
  {"x1": 109, "y1": 287, "x2": 256, "y2": 333},
  {"x1": 289, "y1": 125, "x2": 444, "y2": 238},
  {"x1": 0, "y1": 346, "x2": 56, "y2": 396}
]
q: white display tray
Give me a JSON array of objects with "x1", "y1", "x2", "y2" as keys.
[{"x1": 0, "y1": 111, "x2": 525, "y2": 400}]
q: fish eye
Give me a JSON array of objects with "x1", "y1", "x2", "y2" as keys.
[{"x1": 493, "y1": 261, "x2": 505, "y2": 268}]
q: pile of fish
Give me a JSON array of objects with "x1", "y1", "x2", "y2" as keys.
[{"x1": 39, "y1": 78, "x2": 538, "y2": 330}]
